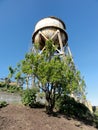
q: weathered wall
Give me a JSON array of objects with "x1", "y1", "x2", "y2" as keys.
[{"x1": 0, "y1": 92, "x2": 22, "y2": 104}]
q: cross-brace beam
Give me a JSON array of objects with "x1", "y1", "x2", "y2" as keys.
[{"x1": 38, "y1": 30, "x2": 65, "y2": 55}]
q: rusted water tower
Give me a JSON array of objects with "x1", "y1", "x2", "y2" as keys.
[{"x1": 32, "y1": 16, "x2": 72, "y2": 57}]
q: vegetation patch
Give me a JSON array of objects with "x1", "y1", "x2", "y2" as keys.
[
  {"x1": 0, "y1": 82, "x2": 23, "y2": 94},
  {"x1": 55, "y1": 95, "x2": 98, "y2": 128},
  {"x1": 21, "y1": 87, "x2": 44, "y2": 108},
  {"x1": 0, "y1": 101, "x2": 8, "y2": 108}
]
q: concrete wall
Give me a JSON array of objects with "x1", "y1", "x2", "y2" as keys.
[{"x1": 0, "y1": 92, "x2": 22, "y2": 104}]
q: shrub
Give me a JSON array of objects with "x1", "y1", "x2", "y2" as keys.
[
  {"x1": 0, "y1": 83, "x2": 7, "y2": 91},
  {"x1": 0, "y1": 83, "x2": 23, "y2": 94},
  {"x1": 21, "y1": 88, "x2": 38, "y2": 107},
  {"x1": 7, "y1": 85, "x2": 23, "y2": 93},
  {"x1": 0, "y1": 101, "x2": 8, "y2": 108},
  {"x1": 56, "y1": 95, "x2": 93, "y2": 120},
  {"x1": 0, "y1": 82, "x2": 6, "y2": 88},
  {"x1": 56, "y1": 96, "x2": 98, "y2": 127},
  {"x1": 92, "y1": 106, "x2": 96, "y2": 113}
]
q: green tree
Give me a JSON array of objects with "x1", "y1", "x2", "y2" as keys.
[
  {"x1": 8, "y1": 65, "x2": 24, "y2": 87},
  {"x1": 9, "y1": 40, "x2": 86, "y2": 113},
  {"x1": 4, "y1": 77, "x2": 11, "y2": 88}
]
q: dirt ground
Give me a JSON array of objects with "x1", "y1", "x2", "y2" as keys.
[{"x1": 0, "y1": 104, "x2": 97, "y2": 130}]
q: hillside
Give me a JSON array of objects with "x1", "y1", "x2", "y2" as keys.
[{"x1": 0, "y1": 104, "x2": 97, "y2": 130}]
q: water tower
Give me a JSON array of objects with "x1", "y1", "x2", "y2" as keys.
[{"x1": 32, "y1": 16, "x2": 73, "y2": 58}]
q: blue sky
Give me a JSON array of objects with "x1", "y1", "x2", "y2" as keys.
[{"x1": 0, "y1": 0, "x2": 98, "y2": 106}]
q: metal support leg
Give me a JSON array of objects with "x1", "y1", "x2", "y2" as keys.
[{"x1": 57, "y1": 30, "x2": 64, "y2": 54}]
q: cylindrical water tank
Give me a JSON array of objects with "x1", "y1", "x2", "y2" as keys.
[{"x1": 32, "y1": 16, "x2": 68, "y2": 50}]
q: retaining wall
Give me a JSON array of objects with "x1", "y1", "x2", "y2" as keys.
[{"x1": 0, "y1": 92, "x2": 22, "y2": 104}]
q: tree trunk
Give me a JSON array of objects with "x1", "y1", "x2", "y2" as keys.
[
  {"x1": 46, "y1": 99, "x2": 54, "y2": 114},
  {"x1": 45, "y1": 88, "x2": 55, "y2": 114}
]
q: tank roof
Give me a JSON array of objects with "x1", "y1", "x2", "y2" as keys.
[
  {"x1": 32, "y1": 16, "x2": 68, "y2": 43},
  {"x1": 49, "y1": 16, "x2": 66, "y2": 29}
]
